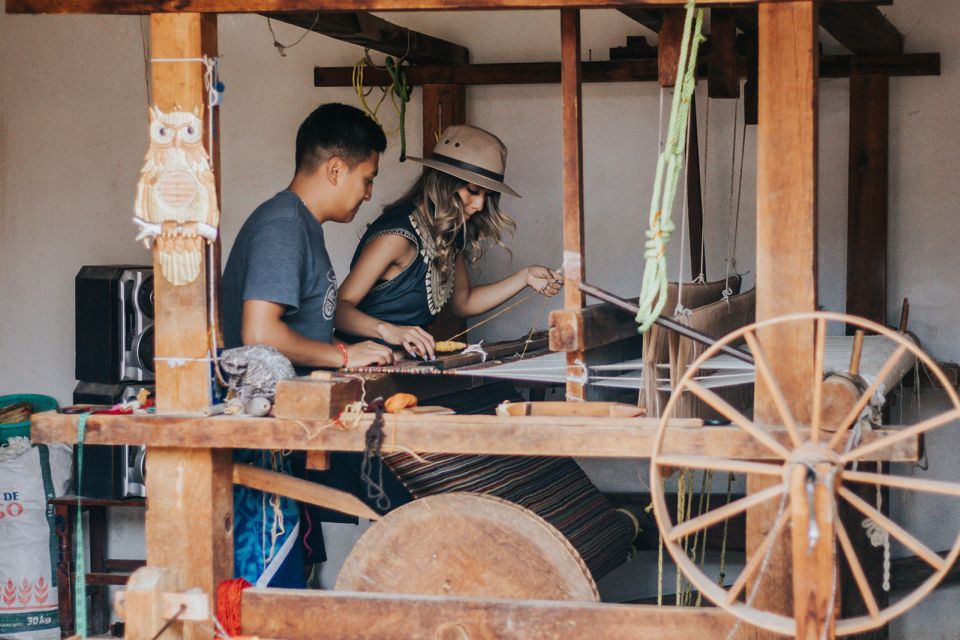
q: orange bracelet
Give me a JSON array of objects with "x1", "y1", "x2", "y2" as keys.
[{"x1": 336, "y1": 343, "x2": 349, "y2": 368}]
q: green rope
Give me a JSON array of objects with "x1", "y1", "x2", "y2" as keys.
[
  {"x1": 386, "y1": 56, "x2": 411, "y2": 162},
  {"x1": 352, "y1": 52, "x2": 412, "y2": 162},
  {"x1": 636, "y1": 0, "x2": 705, "y2": 333},
  {"x1": 74, "y1": 413, "x2": 90, "y2": 638}
]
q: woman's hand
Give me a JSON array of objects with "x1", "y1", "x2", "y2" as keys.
[
  {"x1": 345, "y1": 341, "x2": 395, "y2": 367},
  {"x1": 525, "y1": 266, "x2": 563, "y2": 297},
  {"x1": 377, "y1": 323, "x2": 436, "y2": 361}
]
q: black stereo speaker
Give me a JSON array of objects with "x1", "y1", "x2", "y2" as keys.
[{"x1": 75, "y1": 266, "x2": 155, "y2": 383}]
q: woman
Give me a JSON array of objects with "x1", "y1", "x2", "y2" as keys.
[{"x1": 335, "y1": 124, "x2": 562, "y2": 359}]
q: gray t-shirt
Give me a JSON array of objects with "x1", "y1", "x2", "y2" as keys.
[{"x1": 222, "y1": 191, "x2": 337, "y2": 359}]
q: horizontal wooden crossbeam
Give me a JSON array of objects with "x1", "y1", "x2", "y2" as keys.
[
  {"x1": 262, "y1": 11, "x2": 469, "y2": 63},
  {"x1": 315, "y1": 53, "x2": 939, "y2": 86},
  {"x1": 241, "y1": 589, "x2": 735, "y2": 639},
  {"x1": 31, "y1": 411, "x2": 918, "y2": 461},
  {"x1": 819, "y1": 4, "x2": 903, "y2": 55},
  {"x1": 2, "y1": 0, "x2": 898, "y2": 16}
]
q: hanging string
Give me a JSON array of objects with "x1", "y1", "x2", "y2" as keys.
[
  {"x1": 443, "y1": 293, "x2": 533, "y2": 343},
  {"x1": 635, "y1": 0, "x2": 705, "y2": 333},
  {"x1": 266, "y1": 13, "x2": 321, "y2": 57},
  {"x1": 722, "y1": 94, "x2": 744, "y2": 301},
  {"x1": 674, "y1": 101, "x2": 696, "y2": 318},
  {"x1": 695, "y1": 96, "x2": 710, "y2": 283}
]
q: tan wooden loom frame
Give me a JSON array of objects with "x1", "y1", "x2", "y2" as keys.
[{"x1": 4, "y1": 0, "x2": 954, "y2": 638}]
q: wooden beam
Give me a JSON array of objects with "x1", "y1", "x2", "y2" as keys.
[
  {"x1": 687, "y1": 92, "x2": 706, "y2": 278},
  {"x1": 241, "y1": 589, "x2": 736, "y2": 639},
  {"x1": 790, "y1": 462, "x2": 836, "y2": 639},
  {"x1": 743, "y1": 31, "x2": 759, "y2": 124},
  {"x1": 751, "y1": 2, "x2": 819, "y2": 634},
  {"x1": 549, "y1": 300, "x2": 638, "y2": 352},
  {"x1": 261, "y1": 11, "x2": 469, "y2": 63},
  {"x1": 845, "y1": 74, "x2": 889, "y2": 325},
  {"x1": 314, "y1": 53, "x2": 939, "y2": 87},
  {"x1": 3, "y1": 0, "x2": 901, "y2": 17},
  {"x1": 560, "y1": 9, "x2": 586, "y2": 401},
  {"x1": 31, "y1": 412, "x2": 919, "y2": 462},
  {"x1": 708, "y1": 8, "x2": 739, "y2": 98},
  {"x1": 657, "y1": 8, "x2": 684, "y2": 87},
  {"x1": 145, "y1": 16, "x2": 232, "y2": 640},
  {"x1": 423, "y1": 83, "x2": 468, "y2": 342},
  {"x1": 233, "y1": 463, "x2": 381, "y2": 520},
  {"x1": 819, "y1": 5, "x2": 903, "y2": 55}
]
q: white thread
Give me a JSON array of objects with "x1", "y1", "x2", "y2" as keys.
[{"x1": 462, "y1": 341, "x2": 488, "y2": 362}]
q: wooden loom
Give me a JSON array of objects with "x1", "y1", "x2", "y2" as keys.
[{"x1": 5, "y1": 1, "x2": 960, "y2": 639}]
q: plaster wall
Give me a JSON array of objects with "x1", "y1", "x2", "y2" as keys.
[{"x1": 1, "y1": 3, "x2": 958, "y2": 635}]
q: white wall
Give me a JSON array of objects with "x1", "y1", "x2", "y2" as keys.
[{"x1": 2, "y1": 2, "x2": 959, "y2": 633}]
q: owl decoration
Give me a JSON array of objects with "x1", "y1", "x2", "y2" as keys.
[{"x1": 134, "y1": 106, "x2": 219, "y2": 286}]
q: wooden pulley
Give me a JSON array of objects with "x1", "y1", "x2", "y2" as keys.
[
  {"x1": 820, "y1": 329, "x2": 867, "y2": 432},
  {"x1": 336, "y1": 493, "x2": 599, "y2": 602}
]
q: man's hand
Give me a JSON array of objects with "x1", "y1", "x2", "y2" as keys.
[
  {"x1": 345, "y1": 341, "x2": 395, "y2": 367},
  {"x1": 377, "y1": 323, "x2": 436, "y2": 361}
]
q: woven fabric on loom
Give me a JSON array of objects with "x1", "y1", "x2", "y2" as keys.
[{"x1": 383, "y1": 452, "x2": 636, "y2": 579}]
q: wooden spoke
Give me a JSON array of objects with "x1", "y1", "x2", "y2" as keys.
[
  {"x1": 667, "y1": 483, "x2": 785, "y2": 543},
  {"x1": 835, "y1": 517, "x2": 881, "y2": 618},
  {"x1": 843, "y1": 470, "x2": 960, "y2": 498},
  {"x1": 655, "y1": 454, "x2": 783, "y2": 477},
  {"x1": 827, "y1": 345, "x2": 909, "y2": 450},
  {"x1": 811, "y1": 317, "x2": 827, "y2": 443},
  {"x1": 726, "y1": 507, "x2": 790, "y2": 604},
  {"x1": 841, "y1": 408, "x2": 960, "y2": 465},
  {"x1": 839, "y1": 486, "x2": 946, "y2": 571},
  {"x1": 743, "y1": 331, "x2": 802, "y2": 448},
  {"x1": 684, "y1": 378, "x2": 792, "y2": 459}
]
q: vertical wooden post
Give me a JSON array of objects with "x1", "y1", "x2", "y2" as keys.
[
  {"x1": 147, "y1": 15, "x2": 233, "y2": 640},
  {"x1": 748, "y1": 3, "x2": 818, "y2": 637},
  {"x1": 709, "y1": 9, "x2": 740, "y2": 100},
  {"x1": 687, "y1": 93, "x2": 706, "y2": 280},
  {"x1": 846, "y1": 74, "x2": 889, "y2": 326},
  {"x1": 789, "y1": 463, "x2": 837, "y2": 640},
  {"x1": 560, "y1": 9, "x2": 585, "y2": 401},
  {"x1": 658, "y1": 10, "x2": 684, "y2": 88},
  {"x1": 424, "y1": 83, "x2": 468, "y2": 342}
]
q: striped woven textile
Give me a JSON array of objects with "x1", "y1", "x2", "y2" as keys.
[{"x1": 383, "y1": 451, "x2": 637, "y2": 580}]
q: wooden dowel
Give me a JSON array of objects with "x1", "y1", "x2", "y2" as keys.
[
  {"x1": 667, "y1": 483, "x2": 785, "y2": 543},
  {"x1": 743, "y1": 331, "x2": 802, "y2": 447},
  {"x1": 654, "y1": 454, "x2": 783, "y2": 477},
  {"x1": 899, "y1": 297, "x2": 910, "y2": 332},
  {"x1": 849, "y1": 329, "x2": 865, "y2": 376},
  {"x1": 578, "y1": 281, "x2": 755, "y2": 364},
  {"x1": 685, "y1": 378, "x2": 792, "y2": 459},
  {"x1": 811, "y1": 317, "x2": 828, "y2": 443},
  {"x1": 843, "y1": 469, "x2": 960, "y2": 498},
  {"x1": 835, "y1": 518, "x2": 881, "y2": 618},
  {"x1": 839, "y1": 486, "x2": 946, "y2": 571}
]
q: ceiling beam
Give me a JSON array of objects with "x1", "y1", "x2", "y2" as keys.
[
  {"x1": 819, "y1": 5, "x2": 904, "y2": 55},
  {"x1": 4, "y1": 0, "x2": 899, "y2": 16},
  {"x1": 262, "y1": 11, "x2": 468, "y2": 64},
  {"x1": 315, "y1": 53, "x2": 940, "y2": 87},
  {"x1": 617, "y1": 7, "x2": 661, "y2": 33}
]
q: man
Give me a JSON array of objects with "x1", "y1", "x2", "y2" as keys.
[
  {"x1": 221, "y1": 103, "x2": 393, "y2": 588},
  {"x1": 222, "y1": 102, "x2": 394, "y2": 370}
]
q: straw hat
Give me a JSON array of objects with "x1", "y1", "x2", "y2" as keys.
[{"x1": 407, "y1": 125, "x2": 520, "y2": 197}]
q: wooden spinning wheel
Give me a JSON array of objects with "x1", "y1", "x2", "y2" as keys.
[{"x1": 650, "y1": 311, "x2": 960, "y2": 637}]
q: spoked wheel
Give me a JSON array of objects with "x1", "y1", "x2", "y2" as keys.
[{"x1": 650, "y1": 311, "x2": 960, "y2": 637}]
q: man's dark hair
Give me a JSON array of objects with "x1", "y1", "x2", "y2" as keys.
[{"x1": 295, "y1": 103, "x2": 387, "y2": 173}]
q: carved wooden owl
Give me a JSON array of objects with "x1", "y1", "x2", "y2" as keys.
[{"x1": 134, "y1": 106, "x2": 220, "y2": 286}]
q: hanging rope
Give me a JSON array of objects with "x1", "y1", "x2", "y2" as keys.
[
  {"x1": 723, "y1": 95, "x2": 747, "y2": 301},
  {"x1": 352, "y1": 48, "x2": 412, "y2": 161},
  {"x1": 636, "y1": 0, "x2": 705, "y2": 333}
]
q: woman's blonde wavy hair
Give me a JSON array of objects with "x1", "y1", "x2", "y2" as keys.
[{"x1": 387, "y1": 168, "x2": 516, "y2": 280}]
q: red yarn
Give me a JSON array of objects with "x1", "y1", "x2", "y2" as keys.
[{"x1": 216, "y1": 578, "x2": 252, "y2": 636}]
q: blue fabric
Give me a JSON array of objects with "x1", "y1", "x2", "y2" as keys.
[
  {"x1": 233, "y1": 450, "x2": 305, "y2": 588},
  {"x1": 222, "y1": 190, "x2": 337, "y2": 368}
]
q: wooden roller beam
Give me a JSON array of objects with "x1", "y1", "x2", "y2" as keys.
[
  {"x1": 3, "y1": 0, "x2": 899, "y2": 17},
  {"x1": 241, "y1": 589, "x2": 735, "y2": 640},
  {"x1": 30, "y1": 411, "x2": 919, "y2": 462}
]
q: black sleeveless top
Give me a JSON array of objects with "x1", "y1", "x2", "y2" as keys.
[{"x1": 337, "y1": 202, "x2": 462, "y2": 342}]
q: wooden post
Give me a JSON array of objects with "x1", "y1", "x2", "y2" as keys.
[
  {"x1": 147, "y1": 15, "x2": 233, "y2": 639},
  {"x1": 749, "y1": 2, "x2": 818, "y2": 636},
  {"x1": 708, "y1": 8, "x2": 740, "y2": 99},
  {"x1": 560, "y1": 9, "x2": 585, "y2": 401},
  {"x1": 789, "y1": 463, "x2": 837, "y2": 640},
  {"x1": 687, "y1": 93, "x2": 705, "y2": 280},
  {"x1": 658, "y1": 9, "x2": 684, "y2": 88},
  {"x1": 845, "y1": 74, "x2": 889, "y2": 327},
  {"x1": 423, "y1": 83, "x2": 468, "y2": 342}
]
